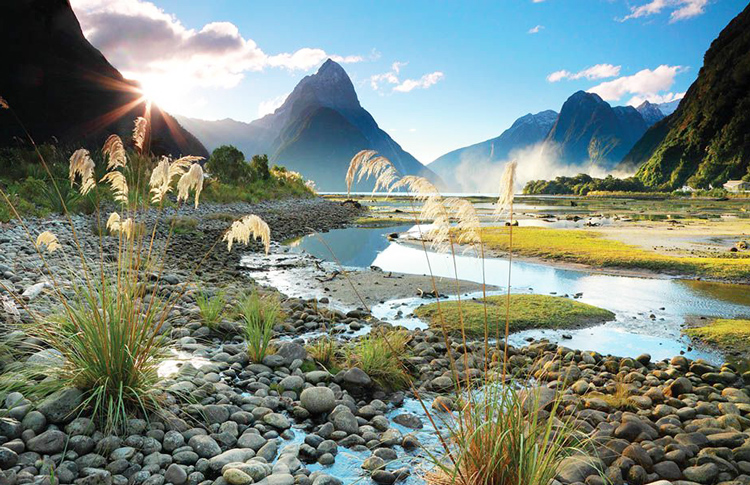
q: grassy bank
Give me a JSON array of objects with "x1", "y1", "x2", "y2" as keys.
[
  {"x1": 480, "y1": 226, "x2": 750, "y2": 281},
  {"x1": 414, "y1": 294, "x2": 614, "y2": 337},
  {"x1": 685, "y1": 318, "x2": 750, "y2": 355}
]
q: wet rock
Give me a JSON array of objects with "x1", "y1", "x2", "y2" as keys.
[
  {"x1": 222, "y1": 469, "x2": 253, "y2": 485},
  {"x1": 187, "y1": 435, "x2": 221, "y2": 458},
  {"x1": 208, "y1": 449, "x2": 256, "y2": 472},
  {"x1": 392, "y1": 413, "x2": 423, "y2": 429},
  {"x1": 665, "y1": 377, "x2": 692, "y2": 397},
  {"x1": 263, "y1": 413, "x2": 291, "y2": 430},
  {"x1": 342, "y1": 368, "x2": 371, "y2": 387},
  {"x1": 556, "y1": 455, "x2": 603, "y2": 484},
  {"x1": 0, "y1": 447, "x2": 18, "y2": 468},
  {"x1": 300, "y1": 387, "x2": 335, "y2": 415},
  {"x1": 371, "y1": 470, "x2": 396, "y2": 484},
  {"x1": 164, "y1": 464, "x2": 187, "y2": 485},
  {"x1": 37, "y1": 388, "x2": 84, "y2": 423},
  {"x1": 27, "y1": 430, "x2": 67, "y2": 454},
  {"x1": 683, "y1": 462, "x2": 719, "y2": 483}
]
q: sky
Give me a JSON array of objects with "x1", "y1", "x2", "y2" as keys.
[{"x1": 70, "y1": 0, "x2": 747, "y2": 164}]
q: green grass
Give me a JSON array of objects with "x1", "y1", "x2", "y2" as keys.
[
  {"x1": 169, "y1": 216, "x2": 199, "y2": 235},
  {"x1": 685, "y1": 318, "x2": 750, "y2": 354},
  {"x1": 306, "y1": 337, "x2": 342, "y2": 371},
  {"x1": 346, "y1": 329, "x2": 411, "y2": 390},
  {"x1": 425, "y1": 382, "x2": 589, "y2": 485},
  {"x1": 480, "y1": 226, "x2": 750, "y2": 281},
  {"x1": 238, "y1": 291, "x2": 280, "y2": 362},
  {"x1": 414, "y1": 294, "x2": 614, "y2": 337},
  {"x1": 195, "y1": 288, "x2": 226, "y2": 330}
]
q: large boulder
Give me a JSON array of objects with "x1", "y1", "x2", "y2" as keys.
[{"x1": 300, "y1": 387, "x2": 336, "y2": 415}]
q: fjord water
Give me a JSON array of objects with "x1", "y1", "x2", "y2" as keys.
[{"x1": 290, "y1": 225, "x2": 750, "y2": 363}]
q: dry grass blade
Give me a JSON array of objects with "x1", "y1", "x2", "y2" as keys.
[
  {"x1": 177, "y1": 163, "x2": 204, "y2": 208},
  {"x1": 69, "y1": 149, "x2": 96, "y2": 195},
  {"x1": 133, "y1": 116, "x2": 148, "y2": 151},
  {"x1": 35, "y1": 231, "x2": 60, "y2": 253},
  {"x1": 102, "y1": 134, "x2": 127, "y2": 170},
  {"x1": 101, "y1": 171, "x2": 129, "y2": 203},
  {"x1": 223, "y1": 215, "x2": 271, "y2": 254}
]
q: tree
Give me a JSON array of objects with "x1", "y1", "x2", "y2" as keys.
[
  {"x1": 206, "y1": 145, "x2": 249, "y2": 184},
  {"x1": 249, "y1": 154, "x2": 270, "y2": 180}
]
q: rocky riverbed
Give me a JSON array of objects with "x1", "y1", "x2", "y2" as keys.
[{"x1": 2, "y1": 197, "x2": 750, "y2": 485}]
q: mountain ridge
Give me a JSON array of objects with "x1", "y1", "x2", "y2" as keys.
[
  {"x1": 621, "y1": 3, "x2": 750, "y2": 189},
  {"x1": 0, "y1": 0, "x2": 207, "y2": 158},
  {"x1": 178, "y1": 59, "x2": 439, "y2": 191}
]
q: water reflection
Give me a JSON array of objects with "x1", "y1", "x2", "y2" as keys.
[{"x1": 288, "y1": 224, "x2": 750, "y2": 363}]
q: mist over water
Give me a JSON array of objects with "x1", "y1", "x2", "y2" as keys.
[{"x1": 448, "y1": 141, "x2": 636, "y2": 193}]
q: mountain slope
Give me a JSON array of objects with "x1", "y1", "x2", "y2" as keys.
[
  {"x1": 0, "y1": 0, "x2": 207, "y2": 158},
  {"x1": 179, "y1": 60, "x2": 438, "y2": 191},
  {"x1": 622, "y1": 4, "x2": 750, "y2": 189},
  {"x1": 543, "y1": 91, "x2": 648, "y2": 170},
  {"x1": 636, "y1": 101, "x2": 666, "y2": 127},
  {"x1": 428, "y1": 110, "x2": 557, "y2": 188}
]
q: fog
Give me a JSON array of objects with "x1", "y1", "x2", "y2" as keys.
[{"x1": 450, "y1": 142, "x2": 635, "y2": 193}]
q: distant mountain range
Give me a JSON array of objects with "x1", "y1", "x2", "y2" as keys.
[
  {"x1": 428, "y1": 110, "x2": 557, "y2": 185},
  {"x1": 427, "y1": 91, "x2": 681, "y2": 192},
  {"x1": 621, "y1": 3, "x2": 750, "y2": 190},
  {"x1": 178, "y1": 60, "x2": 440, "y2": 191},
  {"x1": 0, "y1": 0, "x2": 206, "y2": 158}
]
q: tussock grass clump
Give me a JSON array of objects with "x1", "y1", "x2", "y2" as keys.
[
  {"x1": 414, "y1": 294, "x2": 615, "y2": 337},
  {"x1": 196, "y1": 288, "x2": 226, "y2": 330},
  {"x1": 239, "y1": 291, "x2": 280, "y2": 362},
  {"x1": 426, "y1": 383, "x2": 586, "y2": 485},
  {"x1": 306, "y1": 337, "x2": 342, "y2": 371},
  {"x1": 170, "y1": 216, "x2": 199, "y2": 235},
  {"x1": 346, "y1": 329, "x2": 411, "y2": 390}
]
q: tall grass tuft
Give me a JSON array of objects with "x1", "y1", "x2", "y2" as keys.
[
  {"x1": 347, "y1": 329, "x2": 411, "y2": 390},
  {"x1": 426, "y1": 383, "x2": 584, "y2": 485},
  {"x1": 238, "y1": 291, "x2": 280, "y2": 362},
  {"x1": 196, "y1": 288, "x2": 226, "y2": 330},
  {"x1": 0, "y1": 98, "x2": 273, "y2": 433},
  {"x1": 306, "y1": 336, "x2": 342, "y2": 371}
]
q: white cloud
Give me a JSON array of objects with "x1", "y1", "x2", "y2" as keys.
[
  {"x1": 547, "y1": 64, "x2": 621, "y2": 82},
  {"x1": 370, "y1": 62, "x2": 444, "y2": 93},
  {"x1": 528, "y1": 25, "x2": 544, "y2": 34},
  {"x1": 257, "y1": 93, "x2": 289, "y2": 118},
  {"x1": 69, "y1": 0, "x2": 362, "y2": 93},
  {"x1": 620, "y1": 0, "x2": 708, "y2": 22},
  {"x1": 393, "y1": 72, "x2": 444, "y2": 93},
  {"x1": 627, "y1": 91, "x2": 685, "y2": 107},
  {"x1": 587, "y1": 65, "x2": 684, "y2": 102}
]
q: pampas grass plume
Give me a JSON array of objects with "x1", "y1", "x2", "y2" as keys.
[
  {"x1": 102, "y1": 135, "x2": 127, "y2": 170},
  {"x1": 494, "y1": 160, "x2": 517, "y2": 218},
  {"x1": 36, "y1": 231, "x2": 60, "y2": 253},
  {"x1": 69, "y1": 149, "x2": 96, "y2": 195},
  {"x1": 133, "y1": 117, "x2": 148, "y2": 151},
  {"x1": 101, "y1": 171, "x2": 129, "y2": 203},
  {"x1": 177, "y1": 163, "x2": 204, "y2": 208},
  {"x1": 224, "y1": 215, "x2": 271, "y2": 254}
]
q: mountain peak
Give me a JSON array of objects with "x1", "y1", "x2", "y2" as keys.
[{"x1": 286, "y1": 58, "x2": 360, "y2": 113}]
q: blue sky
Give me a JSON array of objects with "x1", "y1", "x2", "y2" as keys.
[{"x1": 71, "y1": 0, "x2": 747, "y2": 163}]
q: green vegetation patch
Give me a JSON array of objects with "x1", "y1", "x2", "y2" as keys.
[
  {"x1": 414, "y1": 294, "x2": 614, "y2": 337},
  {"x1": 685, "y1": 318, "x2": 750, "y2": 354},
  {"x1": 481, "y1": 226, "x2": 750, "y2": 281}
]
